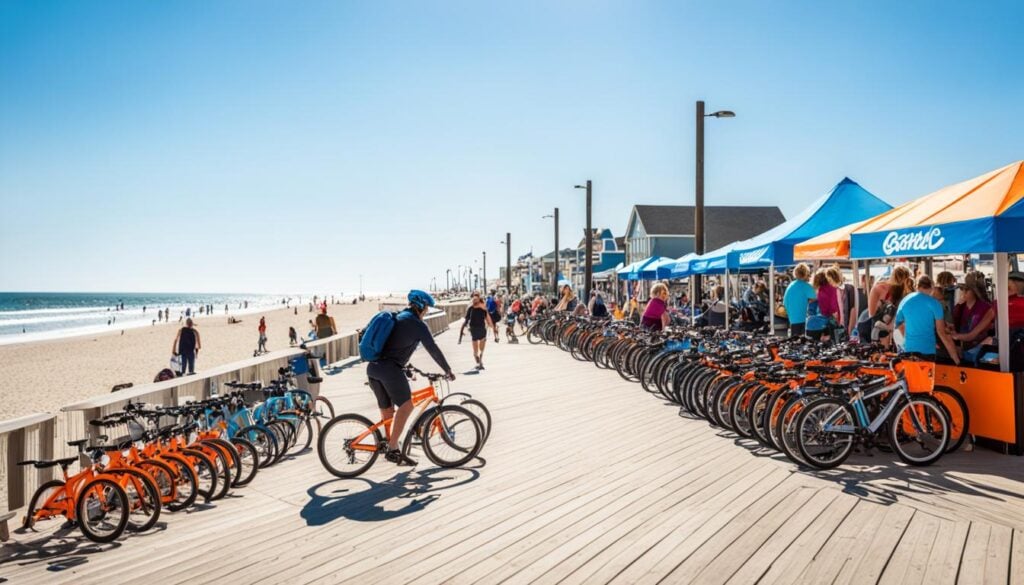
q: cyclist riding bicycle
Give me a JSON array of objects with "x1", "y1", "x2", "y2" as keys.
[{"x1": 367, "y1": 290, "x2": 456, "y2": 466}]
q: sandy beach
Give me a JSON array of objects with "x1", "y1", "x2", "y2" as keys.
[{"x1": 0, "y1": 296, "x2": 402, "y2": 420}]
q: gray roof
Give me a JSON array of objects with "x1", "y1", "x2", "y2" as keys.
[
  {"x1": 539, "y1": 247, "x2": 579, "y2": 261},
  {"x1": 632, "y1": 205, "x2": 785, "y2": 250}
]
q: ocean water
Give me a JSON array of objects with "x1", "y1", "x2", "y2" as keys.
[{"x1": 0, "y1": 292, "x2": 346, "y2": 345}]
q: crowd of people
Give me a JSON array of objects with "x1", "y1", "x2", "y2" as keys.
[{"x1": 778, "y1": 262, "x2": 1024, "y2": 369}]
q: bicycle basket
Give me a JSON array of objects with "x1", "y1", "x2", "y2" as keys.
[{"x1": 898, "y1": 360, "x2": 935, "y2": 393}]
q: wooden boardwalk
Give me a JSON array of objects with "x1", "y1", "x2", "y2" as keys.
[{"x1": 3, "y1": 328, "x2": 1024, "y2": 584}]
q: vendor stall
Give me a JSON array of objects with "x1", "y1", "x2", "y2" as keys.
[{"x1": 796, "y1": 161, "x2": 1024, "y2": 452}]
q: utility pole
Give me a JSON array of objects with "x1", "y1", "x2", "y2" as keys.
[
  {"x1": 483, "y1": 251, "x2": 487, "y2": 292},
  {"x1": 574, "y1": 181, "x2": 594, "y2": 303},
  {"x1": 506, "y1": 232, "x2": 512, "y2": 295},
  {"x1": 554, "y1": 208, "x2": 560, "y2": 295},
  {"x1": 584, "y1": 180, "x2": 593, "y2": 303}
]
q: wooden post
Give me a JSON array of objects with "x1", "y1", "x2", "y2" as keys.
[
  {"x1": 37, "y1": 418, "x2": 54, "y2": 487},
  {"x1": 6, "y1": 428, "x2": 25, "y2": 510}
]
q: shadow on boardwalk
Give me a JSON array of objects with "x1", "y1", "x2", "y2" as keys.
[
  {"x1": 301, "y1": 466, "x2": 480, "y2": 526},
  {"x1": 724, "y1": 432, "x2": 1024, "y2": 524}
]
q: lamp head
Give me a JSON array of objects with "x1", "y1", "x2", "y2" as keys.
[{"x1": 709, "y1": 110, "x2": 735, "y2": 118}]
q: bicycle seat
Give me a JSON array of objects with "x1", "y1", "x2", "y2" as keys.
[
  {"x1": 67, "y1": 438, "x2": 89, "y2": 448},
  {"x1": 307, "y1": 376, "x2": 323, "y2": 384},
  {"x1": 18, "y1": 456, "x2": 78, "y2": 469}
]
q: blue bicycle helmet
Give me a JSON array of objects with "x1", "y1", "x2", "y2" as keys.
[{"x1": 408, "y1": 289, "x2": 436, "y2": 311}]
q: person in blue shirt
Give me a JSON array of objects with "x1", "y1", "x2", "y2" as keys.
[
  {"x1": 367, "y1": 290, "x2": 455, "y2": 466},
  {"x1": 783, "y1": 264, "x2": 817, "y2": 337},
  {"x1": 895, "y1": 275, "x2": 960, "y2": 365}
]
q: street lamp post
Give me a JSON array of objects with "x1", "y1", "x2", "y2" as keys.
[
  {"x1": 482, "y1": 251, "x2": 487, "y2": 292},
  {"x1": 694, "y1": 100, "x2": 734, "y2": 300},
  {"x1": 506, "y1": 233, "x2": 512, "y2": 295},
  {"x1": 574, "y1": 180, "x2": 593, "y2": 304},
  {"x1": 446, "y1": 268, "x2": 451, "y2": 292},
  {"x1": 543, "y1": 209, "x2": 559, "y2": 296}
]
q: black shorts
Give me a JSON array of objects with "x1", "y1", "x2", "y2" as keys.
[
  {"x1": 366, "y1": 361, "x2": 411, "y2": 409},
  {"x1": 470, "y1": 325, "x2": 487, "y2": 341},
  {"x1": 790, "y1": 323, "x2": 806, "y2": 337}
]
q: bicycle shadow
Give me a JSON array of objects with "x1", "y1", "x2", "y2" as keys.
[
  {"x1": 301, "y1": 467, "x2": 480, "y2": 526},
  {"x1": 701, "y1": 412, "x2": 1024, "y2": 521},
  {"x1": 0, "y1": 525, "x2": 122, "y2": 571},
  {"x1": 734, "y1": 434, "x2": 1024, "y2": 520}
]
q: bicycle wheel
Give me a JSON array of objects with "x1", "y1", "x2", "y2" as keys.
[
  {"x1": 888, "y1": 395, "x2": 949, "y2": 466},
  {"x1": 194, "y1": 444, "x2": 232, "y2": 499},
  {"x1": 933, "y1": 386, "x2": 969, "y2": 453},
  {"x1": 183, "y1": 449, "x2": 219, "y2": 502},
  {"x1": 111, "y1": 468, "x2": 161, "y2": 533},
  {"x1": 23, "y1": 479, "x2": 66, "y2": 530},
  {"x1": 161, "y1": 457, "x2": 199, "y2": 511},
  {"x1": 420, "y1": 405, "x2": 484, "y2": 468},
  {"x1": 526, "y1": 322, "x2": 545, "y2": 344},
  {"x1": 228, "y1": 437, "x2": 260, "y2": 486},
  {"x1": 136, "y1": 459, "x2": 179, "y2": 510},
  {"x1": 730, "y1": 383, "x2": 759, "y2": 438},
  {"x1": 289, "y1": 416, "x2": 314, "y2": 455},
  {"x1": 795, "y1": 397, "x2": 856, "y2": 469},
  {"x1": 76, "y1": 477, "x2": 129, "y2": 543},
  {"x1": 236, "y1": 425, "x2": 277, "y2": 468},
  {"x1": 266, "y1": 421, "x2": 291, "y2": 463},
  {"x1": 202, "y1": 438, "x2": 241, "y2": 488},
  {"x1": 316, "y1": 395, "x2": 336, "y2": 419},
  {"x1": 459, "y1": 399, "x2": 492, "y2": 446},
  {"x1": 317, "y1": 414, "x2": 382, "y2": 478}
]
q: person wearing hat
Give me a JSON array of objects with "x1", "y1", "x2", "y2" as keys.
[
  {"x1": 951, "y1": 271, "x2": 995, "y2": 365},
  {"x1": 951, "y1": 271, "x2": 994, "y2": 347}
]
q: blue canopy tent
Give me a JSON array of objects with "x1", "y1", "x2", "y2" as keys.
[
  {"x1": 681, "y1": 178, "x2": 890, "y2": 330},
  {"x1": 626, "y1": 256, "x2": 664, "y2": 281},
  {"x1": 637, "y1": 256, "x2": 676, "y2": 280},
  {"x1": 728, "y1": 178, "x2": 892, "y2": 270},
  {"x1": 616, "y1": 260, "x2": 643, "y2": 279},
  {"x1": 670, "y1": 253, "x2": 698, "y2": 279}
]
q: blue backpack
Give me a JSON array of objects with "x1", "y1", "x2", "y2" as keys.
[{"x1": 358, "y1": 311, "x2": 397, "y2": 362}]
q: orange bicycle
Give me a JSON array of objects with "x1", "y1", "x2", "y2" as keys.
[
  {"x1": 21, "y1": 452, "x2": 130, "y2": 543},
  {"x1": 317, "y1": 366, "x2": 485, "y2": 478}
]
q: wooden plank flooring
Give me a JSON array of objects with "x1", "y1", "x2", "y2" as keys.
[{"x1": 3, "y1": 330, "x2": 1024, "y2": 584}]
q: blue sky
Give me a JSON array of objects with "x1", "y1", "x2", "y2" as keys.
[{"x1": 1, "y1": 1, "x2": 1021, "y2": 293}]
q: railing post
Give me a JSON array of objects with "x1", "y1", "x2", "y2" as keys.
[
  {"x1": 6, "y1": 429, "x2": 25, "y2": 510},
  {"x1": 37, "y1": 418, "x2": 54, "y2": 487}
]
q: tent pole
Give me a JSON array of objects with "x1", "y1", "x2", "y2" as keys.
[
  {"x1": 996, "y1": 253, "x2": 1010, "y2": 372},
  {"x1": 851, "y1": 260, "x2": 860, "y2": 337},
  {"x1": 769, "y1": 263, "x2": 775, "y2": 335},
  {"x1": 690, "y1": 277, "x2": 695, "y2": 322},
  {"x1": 724, "y1": 269, "x2": 730, "y2": 331}
]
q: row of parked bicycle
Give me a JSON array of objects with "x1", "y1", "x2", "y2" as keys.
[
  {"x1": 527, "y1": 314, "x2": 969, "y2": 470},
  {"x1": 19, "y1": 363, "x2": 334, "y2": 543},
  {"x1": 21, "y1": 356, "x2": 494, "y2": 544}
]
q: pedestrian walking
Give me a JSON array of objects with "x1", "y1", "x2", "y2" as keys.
[
  {"x1": 172, "y1": 318, "x2": 201, "y2": 375},
  {"x1": 258, "y1": 316, "x2": 268, "y2": 353}
]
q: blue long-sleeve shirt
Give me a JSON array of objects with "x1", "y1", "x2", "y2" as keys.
[{"x1": 379, "y1": 310, "x2": 452, "y2": 372}]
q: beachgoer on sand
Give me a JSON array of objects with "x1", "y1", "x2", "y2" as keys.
[
  {"x1": 172, "y1": 317, "x2": 201, "y2": 375},
  {"x1": 258, "y1": 316, "x2": 268, "y2": 353},
  {"x1": 315, "y1": 304, "x2": 337, "y2": 339}
]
